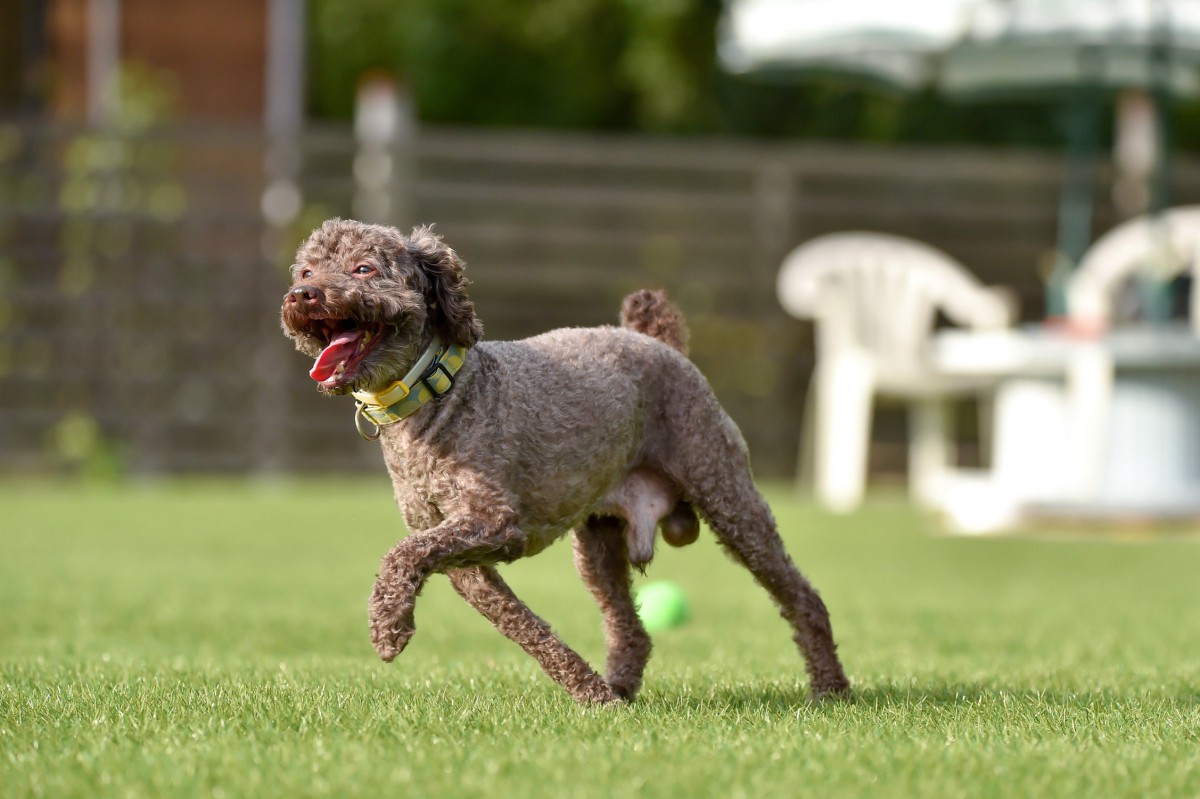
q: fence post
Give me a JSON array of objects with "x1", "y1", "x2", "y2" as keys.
[
  {"x1": 353, "y1": 76, "x2": 415, "y2": 227},
  {"x1": 752, "y1": 158, "x2": 807, "y2": 480},
  {"x1": 753, "y1": 160, "x2": 798, "y2": 282}
]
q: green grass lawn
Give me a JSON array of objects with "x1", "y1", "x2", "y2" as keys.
[{"x1": 3, "y1": 479, "x2": 1199, "y2": 798}]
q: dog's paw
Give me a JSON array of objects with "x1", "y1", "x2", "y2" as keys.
[
  {"x1": 809, "y1": 678, "x2": 853, "y2": 702},
  {"x1": 368, "y1": 609, "x2": 415, "y2": 662},
  {"x1": 568, "y1": 674, "x2": 624, "y2": 705},
  {"x1": 371, "y1": 626, "x2": 414, "y2": 662},
  {"x1": 579, "y1": 684, "x2": 623, "y2": 705},
  {"x1": 368, "y1": 585, "x2": 416, "y2": 663},
  {"x1": 607, "y1": 682, "x2": 639, "y2": 703}
]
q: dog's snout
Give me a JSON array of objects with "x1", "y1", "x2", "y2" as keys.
[{"x1": 288, "y1": 285, "x2": 325, "y2": 305}]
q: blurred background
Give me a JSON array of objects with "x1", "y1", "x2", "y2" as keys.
[{"x1": 4, "y1": 0, "x2": 1200, "y2": 488}]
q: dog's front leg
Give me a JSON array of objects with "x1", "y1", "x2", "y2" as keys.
[
  {"x1": 369, "y1": 516, "x2": 526, "y2": 661},
  {"x1": 448, "y1": 566, "x2": 618, "y2": 704}
]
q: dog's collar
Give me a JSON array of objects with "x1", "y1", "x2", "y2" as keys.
[{"x1": 350, "y1": 338, "x2": 469, "y2": 439}]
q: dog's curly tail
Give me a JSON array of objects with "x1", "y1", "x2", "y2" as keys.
[{"x1": 619, "y1": 289, "x2": 689, "y2": 356}]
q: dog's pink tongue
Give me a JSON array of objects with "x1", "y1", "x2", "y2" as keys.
[{"x1": 309, "y1": 330, "x2": 363, "y2": 381}]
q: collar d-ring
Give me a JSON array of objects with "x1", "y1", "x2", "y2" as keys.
[{"x1": 354, "y1": 401, "x2": 381, "y2": 441}]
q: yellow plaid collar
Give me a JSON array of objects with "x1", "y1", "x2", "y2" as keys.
[{"x1": 350, "y1": 338, "x2": 469, "y2": 439}]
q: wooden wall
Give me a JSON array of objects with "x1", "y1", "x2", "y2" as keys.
[
  {"x1": 47, "y1": 0, "x2": 267, "y2": 122},
  {"x1": 4, "y1": 122, "x2": 1199, "y2": 478}
]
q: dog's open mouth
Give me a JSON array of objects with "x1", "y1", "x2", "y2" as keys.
[{"x1": 306, "y1": 320, "x2": 387, "y2": 389}]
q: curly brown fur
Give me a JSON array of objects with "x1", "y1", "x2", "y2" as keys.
[
  {"x1": 280, "y1": 219, "x2": 850, "y2": 704},
  {"x1": 620, "y1": 289, "x2": 689, "y2": 355}
]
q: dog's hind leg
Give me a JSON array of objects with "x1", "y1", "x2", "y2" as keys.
[
  {"x1": 572, "y1": 516, "x2": 652, "y2": 700},
  {"x1": 446, "y1": 565, "x2": 618, "y2": 704},
  {"x1": 694, "y1": 477, "x2": 849, "y2": 696},
  {"x1": 668, "y1": 407, "x2": 850, "y2": 698},
  {"x1": 699, "y1": 479, "x2": 849, "y2": 697}
]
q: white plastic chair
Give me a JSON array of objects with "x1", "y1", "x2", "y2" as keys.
[
  {"x1": 778, "y1": 232, "x2": 1014, "y2": 513},
  {"x1": 1055, "y1": 207, "x2": 1200, "y2": 504},
  {"x1": 1067, "y1": 205, "x2": 1200, "y2": 330}
]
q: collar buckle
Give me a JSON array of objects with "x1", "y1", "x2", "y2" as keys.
[
  {"x1": 354, "y1": 401, "x2": 382, "y2": 441},
  {"x1": 419, "y1": 359, "x2": 458, "y2": 398}
]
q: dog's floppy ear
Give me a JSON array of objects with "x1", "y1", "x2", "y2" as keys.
[{"x1": 406, "y1": 225, "x2": 483, "y2": 347}]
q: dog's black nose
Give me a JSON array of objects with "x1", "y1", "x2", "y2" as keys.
[{"x1": 288, "y1": 285, "x2": 325, "y2": 305}]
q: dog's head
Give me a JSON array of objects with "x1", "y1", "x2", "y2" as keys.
[{"x1": 281, "y1": 219, "x2": 482, "y2": 395}]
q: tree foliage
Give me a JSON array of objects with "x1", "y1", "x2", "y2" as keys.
[
  {"x1": 308, "y1": 0, "x2": 722, "y2": 133},
  {"x1": 307, "y1": 0, "x2": 1200, "y2": 150}
]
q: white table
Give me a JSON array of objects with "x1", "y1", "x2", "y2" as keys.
[{"x1": 929, "y1": 323, "x2": 1200, "y2": 531}]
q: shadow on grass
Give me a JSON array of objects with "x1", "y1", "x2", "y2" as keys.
[
  {"x1": 847, "y1": 680, "x2": 1200, "y2": 708},
  {"x1": 652, "y1": 680, "x2": 1200, "y2": 715}
]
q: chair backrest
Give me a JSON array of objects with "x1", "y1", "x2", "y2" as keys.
[
  {"x1": 1067, "y1": 205, "x2": 1200, "y2": 329},
  {"x1": 777, "y1": 232, "x2": 1012, "y2": 376}
]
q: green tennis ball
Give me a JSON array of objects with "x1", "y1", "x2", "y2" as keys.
[{"x1": 636, "y1": 580, "x2": 690, "y2": 632}]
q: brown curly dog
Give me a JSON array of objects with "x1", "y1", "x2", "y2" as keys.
[{"x1": 280, "y1": 218, "x2": 850, "y2": 704}]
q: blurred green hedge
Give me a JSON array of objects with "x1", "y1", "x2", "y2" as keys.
[{"x1": 306, "y1": 0, "x2": 1200, "y2": 150}]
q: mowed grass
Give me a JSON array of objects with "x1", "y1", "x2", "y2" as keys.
[{"x1": 3, "y1": 479, "x2": 1200, "y2": 798}]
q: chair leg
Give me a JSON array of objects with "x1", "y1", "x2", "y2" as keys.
[
  {"x1": 1065, "y1": 343, "x2": 1114, "y2": 501},
  {"x1": 813, "y1": 352, "x2": 874, "y2": 513},
  {"x1": 796, "y1": 380, "x2": 817, "y2": 493},
  {"x1": 908, "y1": 398, "x2": 953, "y2": 509},
  {"x1": 977, "y1": 392, "x2": 995, "y2": 468}
]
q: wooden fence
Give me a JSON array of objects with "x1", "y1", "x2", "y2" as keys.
[{"x1": 3, "y1": 120, "x2": 1198, "y2": 478}]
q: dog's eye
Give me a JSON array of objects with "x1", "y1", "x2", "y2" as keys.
[
  {"x1": 353, "y1": 264, "x2": 376, "y2": 276},
  {"x1": 299, "y1": 268, "x2": 313, "y2": 279}
]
